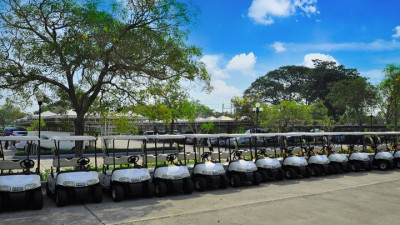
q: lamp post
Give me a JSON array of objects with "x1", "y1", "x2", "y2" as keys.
[
  {"x1": 252, "y1": 103, "x2": 263, "y2": 134},
  {"x1": 35, "y1": 90, "x2": 45, "y2": 174},
  {"x1": 369, "y1": 113, "x2": 374, "y2": 131}
]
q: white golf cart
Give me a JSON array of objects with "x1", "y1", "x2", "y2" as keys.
[
  {"x1": 346, "y1": 132, "x2": 372, "y2": 172},
  {"x1": 219, "y1": 134, "x2": 261, "y2": 187},
  {"x1": 324, "y1": 132, "x2": 349, "y2": 173},
  {"x1": 145, "y1": 135, "x2": 193, "y2": 197},
  {"x1": 0, "y1": 136, "x2": 43, "y2": 210},
  {"x1": 364, "y1": 132, "x2": 394, "y2": 171},
  {"x1": 99, "y1": 135, "x2": 153, "y2": 202},
  {"x1": 279, "y1": 133, "x2": 309, "y2": 179},
  {"x1": 379, "y1": 131, "x2": 400, "y2": 168},
  {"x1": 302, "y1": 133, "x2": 332, "y2": 176},
  {"x1": 181, "y1": 134, "x2": 228, "y2": 191},
  {"x1": 251, "y1": 133, "x2": 284, "y2": 181},
  {"x1": 46, "y1": 136, "x2": 102, "y2": 206}
]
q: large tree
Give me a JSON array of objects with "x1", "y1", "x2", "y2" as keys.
[
  {"x1": 0, "y1": 0, "x2": 210, "y2": 156},
  {"x1": 0, "y1": 97, "x2": 27, "y2": 127},
  {"x1": 380, "y1": 64, "x2": 400, "y2": 131}
]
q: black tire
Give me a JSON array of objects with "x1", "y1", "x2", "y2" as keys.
[
  {"x1": 304, "y1": 166, "x2": 312, "y2": 178},
  {"x1": 366, "y1": 161, "x2": 372, "y2": 171},
  {"x1": 276, "y1": 169, "x2": 284, "y2": 180},
  {"x1": 260, "y1": 170, "x2": 269, "y2": 182},
  {"x1": 0, "y1": 195, "x2": 2, "y2": 211},
  {"x1": 155, "y1": 181, "x2": 167, "y2": 197},
  {"x1": 395, "y1": 159, "x2": 400, "y2": 169},
  {"x1": 378, "y1": 160, "x2": 389, "y2": 171},
  {"x1": 46, "y1": 183, "x2": 53, "y2": 197},
  {"x1": 312, "y1": 166, "x2": 321, "y2": 176},
  {"x1": 252, "y1": 172, "x2": 262, "y2": 185},
  {"x1": 285, "y1": 168, "x2": 297, "y2": 179},
  {"x1": 32, "y1": 189, "x2": 43, "y2": 210},
  {"x1": 56, "y1": 189, "x2": 68, "y2": 207},
  {"x1": 230, "y1": 174, "x2": 241, "y2": 187},
  {"x1": 111, "y1": 185, "x2": 124, "y2": 202},
  {"x1": 92, "y1": 185, "x2": 103, "y2": 203},
  {"x1": 194, "y1": 177, "x2": 207, "y2": 191},
  {"x1": 183, "y1": 178, "x2": 194, "y2": 194},
  {"x1": 334, "y1": 164, "x2": 342, "y2": 173},
  {"x1": 219, "y1": 175, "x2": 229, "y2": 189},
  {"x1": 142, "y1": 181, "x2": 154, "y2": 198},
  {"x1": 350, "y1": 161, "x2": 360, "y2": 172}
]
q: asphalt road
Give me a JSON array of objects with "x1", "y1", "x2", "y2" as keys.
[{"x1": 1, "y1": 170, "x2": 400, "y2": 225}]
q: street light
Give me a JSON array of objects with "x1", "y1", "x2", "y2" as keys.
[
  {"x1": 35, "y1": 90, "x2": 45, "y2": 174},
  {"x1": 252, "y1": 102, "x2": 263, "y2": 134},
  {"x1": 369, "y1": 113, "x2": 374, "y2": 131}
]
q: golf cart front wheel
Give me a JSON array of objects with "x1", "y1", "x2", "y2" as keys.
[
  {"x1": 194, "y1": 177, "x2": 207, "y2": 191},
  {"x1": 155, "y1": 182, "x2": 167, "y2": 197},
  {"x1": 252, "y1": 172, "x2": 262, "y2": 185},
  {"x1": 312, "y1": 166, "x2": 321, "y2": 176},
  {"x1": 285, "y1": 168, "x2": 296, "y2": 179},
  {"x1": 111, "y1": 185, "x2": 124, "y2": 202},
  {"x1": 32, "y1": 189, "x2": 43, "y2": 210},
  {"x1": 230, "y1": 174, "x2": 241, "y2": 187},
  {"x1": 378, "y1": 160, "x2": 389, "y2": 171},
  {"x1": 56, "y1": 189, "x2": 68, "y2": 207},
  {"x1": 350, "y1": 162, "x2": 360, "y2": 172},
  {"x1": 183, "y1": 178, "x2": 194, "y2": 194},
  {"x1": 276, "y1": 169, "x2": 284, "y2": 180},
  {"x1": 92, "y1": 185, "x2": 103, "y2": 203},
  {"x1": 219, "y1": 175, "x2": 229, "y2": 189},
  {"x1": 395, "y1": 159, "x2": 400, "y2": 169}
]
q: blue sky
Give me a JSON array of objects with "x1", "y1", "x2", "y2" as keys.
[{"x1": 186, "y1": 0, "x2": 400, "y2": 112}]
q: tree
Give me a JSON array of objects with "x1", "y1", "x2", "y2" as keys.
[
  {"x1": 380, "y1": 64, "x2": 400, "y2": 131},
  {"x1": 0, "y1": 98, "x2": 27, "y2": 127},
  {"x1": 27, "y1": 118, "x2": 46, "y2": 131},
  {"x1": 0, "y1": 0, "x2": 210, "y2": 156},
  {"x1": 112, "y1": 115, "x2": 132, "y2": 134},
  {"x1": 326, "y1": 76, "x2": 377, "y2": 131},
  {"x1": 243, "y1": 66, "x2": 311, "y2": 105},
  {"x1": 180, "y1": 100, "x2": 213, "y2": 133}
]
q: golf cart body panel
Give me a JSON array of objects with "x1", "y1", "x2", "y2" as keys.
[
  {"x1": 193, "y1": 161, "x2": 226, "y2": 175},
  {"x1": 283, "y1": 156, "x2": 308, "y2": 167},
  {"x1": 52, "y1": 171, "x2": 99, "y2": 188},
  {"x1": 375, "y1": 152, "x2": 394, "y2": 160},
  {"x1": 255, "y1": 157, "x2": 281, "y2": 169},
  {"x1": 0, "y1": 174, "x2": 41, "y2": 192},
  {"x1": 308, "y1": 155, "x2": 330, "y2": 165},
  {"x1": 228, "y1": 160, "x2": 258, "y2": 173},
  {"x1": 153, "y1": 164, "x2": 190, "y2": 180},
  {"x1": 329, "y1": 153, "x2": 348, "y2": 162}
]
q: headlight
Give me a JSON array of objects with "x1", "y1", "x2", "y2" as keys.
[
  {"x1": 219, "y1": 169, "x2": 226, "y2": 174},
  {"x1": 140, "y1": 175, "x2": 151, "y2": 181},
  {"x1": 162, "y1": 174, "x2": 173, "y2": 179},
  {"x1": 87, "y1": 179, "x2": 98, "y2": 185},
  {"x1": 202, "y1": 170, "x2": 212, "y2": 175},
  {"x1": 182, "y1": 172, "x2": 190, "y2": 178},
  {"x1": 0, "y1": 185, "x2": 11, "y2": 191},
  {"x1": 119, "y1": 177, "x2": 130, "y2": 182},
  {"x1": 63, "y1": 181, "x2": 75, "y2": 187},
  {"x1": 25, "y1": 183, "x2": 38, "y2": 190}
]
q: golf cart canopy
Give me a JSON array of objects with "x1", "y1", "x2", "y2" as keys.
[
  {"x1": 218, "y1": 134, "x2": 251, "y2": 138},
  {"x1": 250, "y1": 133, "x2": 280, "y2": 138},
  {"x1": 182, "y1": 134, "x2": 220, "y2": 138},
  {"x1": 0, "y1": 136, "x2": 40, "y2": 141},
  {"x1": 145, "y1": 134, "x2": 185, "y2": 140},
  {"x1": 51, "y1": 136, "x2": 97, "y2": 141},
  {"x1": 102, "y1": 135, "x2": 147, "y2": 141}
]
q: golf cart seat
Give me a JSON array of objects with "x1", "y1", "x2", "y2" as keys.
[
  {"x1": 292, "y1": 147, "x2": 302, "y2": 153},
  {"x1": 177, "y1": 152, "x2": 198, "y2": 160},
  {"x1": 0, "y1": 159, "x2": 25, "y2": 170},
  {"x1": 146, "y1": 154, "x2": 169, "y2": 163},
  {"x1": 353, "y1": 145, "x2": 363, "y2": 152},
  {"x1": 103, "y1": 156, "x2": 131, "y2": 165},
  {"x1": 332, "y1": 146, "x2": 342, "y2": 152},
  {"x1": 377, "y1": 144, "x2": 386, "y2": 151},
  {"x1": 53, "y1": 157, "x2": 80, "y2": 167},
  {"x1": 211, "y1": 151, "x2": 230, "y2": 159}
]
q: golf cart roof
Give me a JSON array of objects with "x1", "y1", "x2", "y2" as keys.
[
  {"x1": 0, "y1": 136, "x2": 40, "y2": 141},
  {"x1": 250, "y1": 133, "x2": 280, "y2": 138},
  {"x1": 361, "y1": 131, "x2": 400, "y2": 136},
  {"x1": 102, "y1": 135, "x2": 147, "y2": 141},
  {"x1": 51, "y1": 136, "x2": 97, "y2": 141},
  {"x1": 182, "y1": 134, "x2": 220, "y2": 138},
  {"x1": 145, "y1": 134, "x2": 185, "y2": 140},
  {"x1": 218, "y1": 134, "x2": 251, "y2": 138}
]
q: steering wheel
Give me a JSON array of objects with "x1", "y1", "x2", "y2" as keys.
[
  {"x1": 77, "y1": 157, "x2": 90, "y2": 166},
  {"x1": 127, "y1": 155, "x2": 139, "y2": 164},
  {"x1": 20, "y1": 159, "x2": 35, "y2": 169},
  {"x1": 166, "y1": 154, "x2": 176, "y2": 162},
  {"x1": 232, "y1": 150, "x2": 242, "y2": 160},
  {"x1": 259, "y1": 148, "x2": 266, "y2": 155},
  {"x1": 201, "y1": 152, "x2": 210, "y2": 161}
]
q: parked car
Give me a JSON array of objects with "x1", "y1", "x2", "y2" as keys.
[
  {"x1": 10, "y1": 130, "x2": 28, "y2": 150},
  {"x1": 2, "y1": 127, "x2": 27, "y2": 149}
]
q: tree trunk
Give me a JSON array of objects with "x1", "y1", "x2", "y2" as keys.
[{"x1": 74, "y1": 114, "x2": 85, "y2": 157}]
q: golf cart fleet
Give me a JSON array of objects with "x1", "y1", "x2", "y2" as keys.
[
  {"x1": 279, "y1": 134, "x2": 309, "y2": 179},
  {"x1": 99, "y1": 135, "x2": 153, "y2": 201}
]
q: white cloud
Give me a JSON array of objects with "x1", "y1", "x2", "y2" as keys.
[
  {"x1": 360, "y1": 69, "x2": 384, "y2": 85},
  {"x1": 248, "y1": 0, "x2": 319, "y2": 25},
  {"x1": 226, "y1": 52, "x2": 257, "y2": 76},
  {"x1": 200, "y1": 55, "x2": 229, "y2": 79},
  {"x1": 271, "y1": 41, "x2": 286, "y2": 52},
  {"x1": 393, "y1": 26, "x2": 400, "y2": 39},
  {"x1": 302, "y1": 53, "x2": 339, "y2": 68}
]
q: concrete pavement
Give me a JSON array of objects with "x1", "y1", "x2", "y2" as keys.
[{"x1": 1, "y1": 170, "x2": 400, "y2": 225}]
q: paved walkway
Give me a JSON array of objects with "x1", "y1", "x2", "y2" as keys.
[{"x1": 0, "y1": 170, "x2": 399, "y2": 225}]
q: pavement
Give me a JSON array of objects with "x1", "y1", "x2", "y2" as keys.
[{"x1": 0, "y1": 169, "x2": 400, "y2": 225}]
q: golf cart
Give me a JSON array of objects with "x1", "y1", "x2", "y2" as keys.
[
  {"x1": 324, "y1": 132, "x2": 349, "y2": 173},
  {"x1": 99, "y1": 135, "x2": 153, "y2": 202},
  {"x1": 46, "y1": 136, "x2": 102, "y2": 206},
  {"x1": 145, "y1": 135, "x2": 193, "y2": 197},
  {"x1": 181, "y1": 134, "x2": 228, "y2": 191},
  {"x1": 280, "y1": 133, "x2": 309, "y2": 179},
  {"x1": 364, "y1": 132, "x2": 394, "y2": 171},
  {"x1": 251, "y1": 133, "x2": 284, "y2": 181},
  {"x1": 346, "y1": 132, "x2": 372, "y2": 172},
  {"x1": 0, "y1": 136, "x2": 43, "y2": 210},
  {"x1": 381, "y1": 131, "x2": 400, "y2": 168},
  {"x1": 219, "y1": 134, "x2": 261, "y2": 187},
  {"x1": 302, "y1": 133, "x2": 332, "y2": 176}
]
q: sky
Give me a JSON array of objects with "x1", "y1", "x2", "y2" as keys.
[{"x1": 185, "y1": 0, "x2": 400, "y2": 112}]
